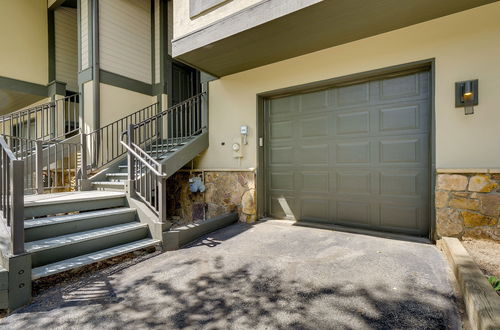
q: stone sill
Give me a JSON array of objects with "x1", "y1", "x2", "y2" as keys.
[{"x1": 437, "y1": 169, "x2": 500, "y2": 174}]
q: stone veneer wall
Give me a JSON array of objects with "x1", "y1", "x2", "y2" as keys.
[
  {"x1": 436, "y1": 170, "x2": 500, "y2": 241},
  {"x1": 165, "y1": 170, "x2": 256, "y2": 226}
]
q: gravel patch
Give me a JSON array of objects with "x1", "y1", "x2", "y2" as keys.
[{"x1": 461, "y1": 238, "x2": 500, "y2": 278}]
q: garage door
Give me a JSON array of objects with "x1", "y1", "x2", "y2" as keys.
[{"x1": 265, "y1": 71, "x2": 431, "y2": 236}]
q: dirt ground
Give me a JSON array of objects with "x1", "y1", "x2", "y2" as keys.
[{"x1": 462, "y1": 238, "x2": 500, "y2": 278}]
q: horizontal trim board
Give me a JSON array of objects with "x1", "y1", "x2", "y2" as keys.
[
  {"x1": 0, "y1": 76, "x2": 49, "y2": 96},
  {"x1": 190, "y1": 0, "x2": 231, "y2": 18},
  {"x1": 78, "y1": 67, "x2": 93, "y2": 84},
  {"x1": 100, "y1": 70, "x2": 153, "y2": 95}
]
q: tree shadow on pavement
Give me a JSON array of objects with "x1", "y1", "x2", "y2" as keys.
[{"x1": 2, "y1": 255, "x2": 459, "y2": 330}]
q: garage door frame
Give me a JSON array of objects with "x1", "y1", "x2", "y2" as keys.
[{"x1": 256, "y1": 59, "x2": 436, "y2": 239}]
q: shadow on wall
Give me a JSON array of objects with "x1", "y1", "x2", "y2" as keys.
[{"x1": 4, "y1": 227, "x2": 458, "y2": 329}]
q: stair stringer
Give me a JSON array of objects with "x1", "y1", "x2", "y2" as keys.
[{"x1": 159, "y1": 131, "x2": 208, "y2": 179}]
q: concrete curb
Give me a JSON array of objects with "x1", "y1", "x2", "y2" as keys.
[
  {"x1": 162, "y1": 213, "x2": 238, "y2": 251},
  {"x1": 437, "y1": 237, "x2": 500, "y2": 330}
]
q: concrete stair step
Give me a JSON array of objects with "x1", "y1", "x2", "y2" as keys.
[
  {"x1": 24, "y1": 207, "x2": 137, "y2": 242},
  {"x1": 26, "y1": 222, "x2": 149, "y2": 268},
  {"x1": 31, "y1": 238, "x2": 160, "y2": 280}
]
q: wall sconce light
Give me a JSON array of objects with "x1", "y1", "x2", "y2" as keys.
[{"x1": 455, "y1": 80, "x2": 478, "y2": 115}]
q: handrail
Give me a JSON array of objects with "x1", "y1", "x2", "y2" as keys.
[
  {"x1": 120, "y1": 141, "x2": 164, "y2": 177},
  {"x1": 0, "y1": 135, "x2": 17, "y2": 161},
  {"x1": 121, "y1": 92, "x2": 207, "y2": 221},
  {"x1": 1, "y1": 134, "x2": 82, "y2": 194},
  {"x1": 85, "y1": 102, "x2": 159, "y2": 174},
  {"x1": 0, "y1": 94, "x2": 80, "y2": 142},
  {"x1": 132, "y1": 92, "x2": 206, "y2": 130},
  {"x1": 0, "y1": 135, "x2": 24, "y2": 255}
]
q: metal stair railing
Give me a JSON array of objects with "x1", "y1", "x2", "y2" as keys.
[
  {"x1": 1, "y1": 134, "x2": 83, "y2": 194},
  {"x1": 84, "y1": 102, "x2": 159, "y2": 175},
  {"x1": 120, "y1": 92, "x2": 207, "y2": 219},
  {"x1": 120, "y1": 136, "x2": 167, "y2": 221},
  {"x1": 0, "y1": 135, "x2": 24, "y2": 255},
  {"x1": 0, "y1": 94, "x2": 80, "y2": 142},
  {"x1": 132, "y1": 92, "x2": 206, "y2": 160}
]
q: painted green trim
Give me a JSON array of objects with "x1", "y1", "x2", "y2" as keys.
[
  {"x1": 159, "y1": 0, "x2": 170, "y2": 98},
  {"x1": 77, "y1": 0, "x2": 82, "y2": 74},
  {"x1": 48, "y1": 10, "x2": 56, "y2": 83},
  {"x1": 88, "y1": 0, "x2": 93, "y2": 69},
  {"x1": 48, "y1": 0, "x2": 66, "y2": 10},
  {"x1": 152, "y1": 83, "x2": 163, "y2": 96},
  {"x1": 429, "y1": 59, "x2": 437, "y2": 242},
  {"x1": 100, "y1": 70, "x2": 154, "y2": 95},
  {"x1": 47, "y1": 80, "x2": 67, "y2": 97},
  {"x1": 0, "y1": 76, "x2": 48, "y2": 96},
  {"x1": 91, "y1": 0, "x2": 100, "y2": 130},
  {"x1": 78, "y1": 67, "x2": 93, "y2": 85},
  {"x1": 151, "y1": 0, "x2": 155, "y2": 88}
]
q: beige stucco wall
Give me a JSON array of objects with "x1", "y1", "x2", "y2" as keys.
[
  {"x1": 173, "y1": 0, "x2": 261, "y2": 39},
  {"x1": 200, "y1": 2, "x2": 500, "y2": 170},
  {"x1": 0, "y1": 0, "x2": 48, "y2": 85}
]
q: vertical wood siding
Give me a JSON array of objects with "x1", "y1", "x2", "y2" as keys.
[
  {"x1": 55, "y1": 7, "x2": 78, "y2": 92},
  {"x1": 99, "y1": 0, "x2": 152, "y2": 84},
  {"x1": 81, "y1": 0, "x2": 89, "y2": 70}
]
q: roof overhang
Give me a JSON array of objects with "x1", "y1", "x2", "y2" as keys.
[{"x1": 172, "y1": 0, "x2": 498, "y2": 77}]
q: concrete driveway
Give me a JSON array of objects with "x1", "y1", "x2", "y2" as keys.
[{"x1": 0, "y1": 221, "x2": 461, "y2": 329}]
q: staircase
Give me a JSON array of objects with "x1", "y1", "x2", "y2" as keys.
[
  {"x1": 24, "y1": 191, "x2": 159, "y2": 279},
  {"x1": 0, "y1": 92, "x2": 208, "y2": 310},
  {"x1": 91, "y1": 137, "x2": 195, "y2": 191}
]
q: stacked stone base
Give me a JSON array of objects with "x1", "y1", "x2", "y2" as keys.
[
  {"x1": 436, "y1": 170, "x2": 500, "y2": 241},
  {"x1": 165, "y1": 170, "x2": 256, "y2": 226}
]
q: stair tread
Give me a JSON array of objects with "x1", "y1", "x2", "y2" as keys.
[
  {"x1": 31, "y1": 238, "x2": 160, "y2": 280},
  {"x1": 25, "y1": 207, "x2": 136, "y2": 229},
  {"x1": 25, "y1": 191, "x2": 126, "y2": 208},
  {"x1": 25, "y1": 222, "x2": 148, "y2": 253},
  {"x1": 92, "y1": 181, "x2": 125, "y2": 186},
  {"x1": 106, "y1": 173, "x2": 128, "y2": 177}
]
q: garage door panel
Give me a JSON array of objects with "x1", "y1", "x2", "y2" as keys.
[
  {"x1": 379, "y1": 104, "x2": 419, "y2": 131},
  {"x1": 269, "y1": 95, "x2": 299, "y2": 115},
  {"x1": 300, "y1": 115, "x2": 330, "y2": 138},
  {"x1": 270, "y1": 171, "x2": 295, "y2": 191},
  {"x1": 336, "y1": 170, "x2": 371, "y2": 195},
  {"x1": 270, "y1": 146, "x2": 294, "y2": 165},
  {"x1": 379, "y1": 73, "x2": 420, "y2": 100},
  {"x1": 266, "y1": 70, "x2": 431, "y2": 236},
  {"x1": 299, "y1": 89, "x2": 330, "y2": 112},
  {"x1": 336, "y1": 82, "x2": 370, "y2": 107},
  {"x1": 336, "y1": 201, "x2": 371, "y2": 225},
  {"x1": 269, "y1": 195, "x2": 297, "y2": 219},
  {"x1": 336, "y1": 110, "x2": 370, "y2": 135},
  {"x1": 335, "y1": 141, "x2": 370, "y2": 164},
  {"x1": 301, "y1": 171, "x2": 330, "y2": 193},
  {"x1": 298, "y1": 144, "x2": 330, "y2": 165},
  {"x1": 379, "y1": 204, "x2": 421, "y2": 230},
  {"x1": 301, "y1": 199, "x2": 329, "y2": 221},
  {"x1": 379, "y1": 138, "x2": 420, "y2": 163},
  {"x1": 379, "y1": 170, "x2": 421, "y2": 196},
  {"x1": 270, "y1": 120, "x2": 294, "y2": 139}
]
